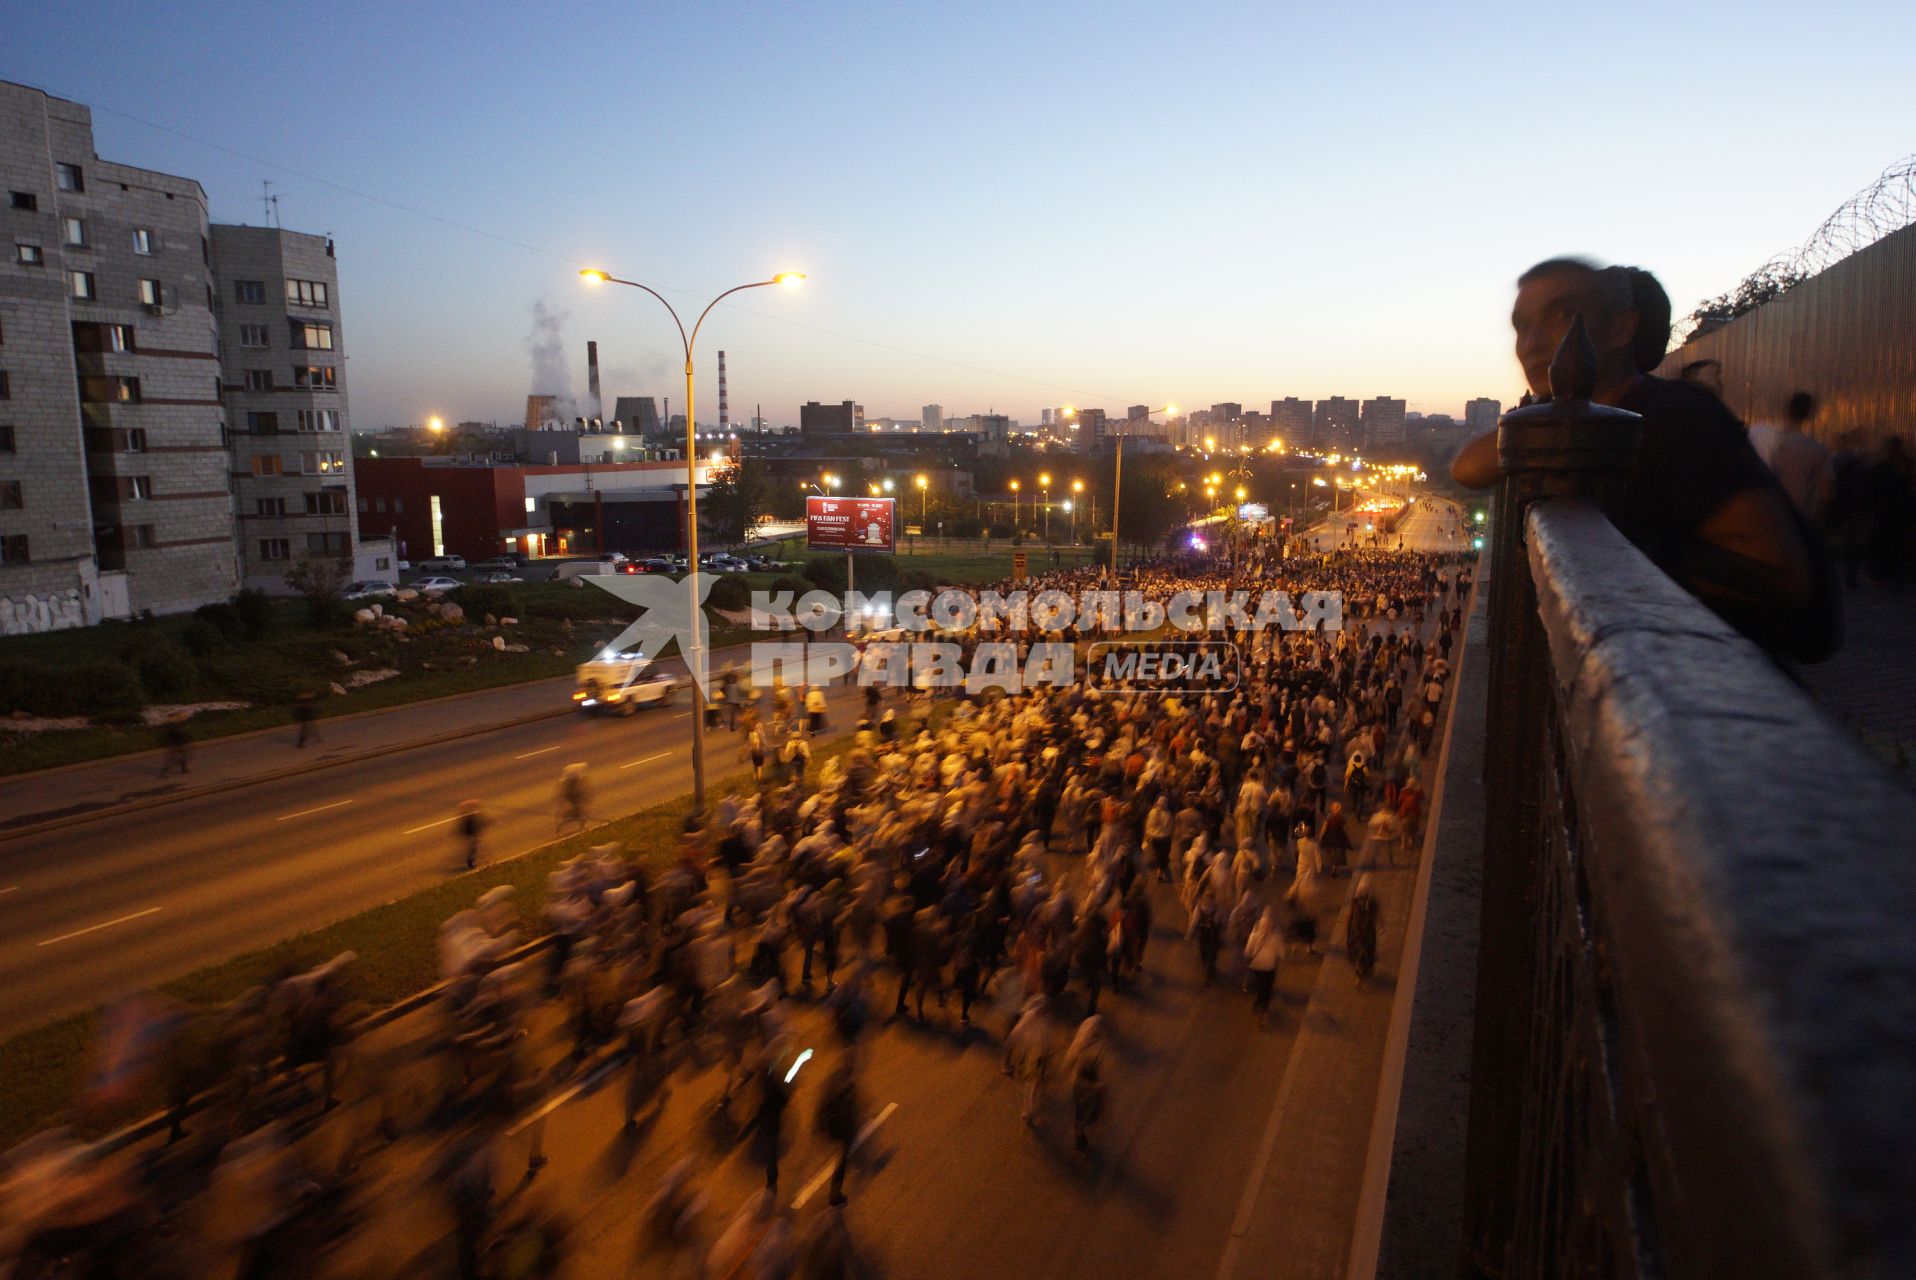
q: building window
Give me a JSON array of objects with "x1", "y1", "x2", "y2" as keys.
[
  {"x1": 374, "y1": 497, "x2": 387, "y2": 513},
  {"x1": 7, "y1": 192, "x2": 35, "y2": 211},
  {"x1": 0, "y1": 535, "x2": 27, "y2": 564},
  {"x1": 251, "y1": 455, "x2": 282, "y2": 477},
  {"x1": 306, "y1": 531, "x2": 350, "y2": 557},
  {"x1": 289, "y1": 320, "x2": 334, "y2": 351},
  {"x1": 0, "y1": 425, "x2": 13, "y2": 452},
  {"x1": 356, "y1": 496, "x2": 368, "y2": 514},
  {"x1": 80, "y1": 375, "x2": 140, "y2": 403},
  {"x1": 68, "y1": 271, "x2": 95, "y2": 299},
  {"x1": 124, "y1": 475, "x2": 152, "y2": 501},
  {"x1": 15, "y1": 244, "x2": 42, "y2": 265},
  {"x1": 130, "y1": 525, "x2": 158, "y2": 549},
  {"x1": 233, "y1": 279, "x2": 265, "y2": 304},
  {"x1": 285, "y1": 278, "x2": 329, "y2": 308},
  {"x1": 244, "y1": 369, "x2": 274, "y2": 391},
  {"x1": 258, "y1": 538, "x2": 291, "y2": 562},
  {"x1": 132, "y1": 228, "x2": 154, "y2": 255},
  {"x1": 138, "y1": 279, "x2": 163, "y2": 307},
  {"x1": 62, "y1": 217, "x2": 86, "y2": 247},
  {"x1": 293, "y1": 366, "x2": 337, "y2": 390},
  {"x1": 255, "y1": 497, "x2": 286, "y2": 518},
  {"x1": 239, "y1": 323, "x2": 270, "y2": 348},
  {"x1": 106, "y1": 324, "x2": 132, "y2": 352},
  {"x1": 55, "y1": 163, "x2": 83, "y2": 192},
  {"x1": 246, "y1": 411, "x2": 279, "y2": 434},
  {"x1": 0, "y1": 481, "x2": 20, "y2": 509},
  {"x1": 301, "y1": 450, "x2": 344, "y2": 475},
  {"x1": 305, "y1": 491, "x2": 346, "y2": 516},
  {"x1": 121, "y1": 427, "x2": 147, "y2": 452},
  {"x1": 392, "y1": 498, "x2": 404, "y2": 513},
  {"x1": 297, "y1": 408, "x2": 338, "y2": 432},
  {"x1": 0, "y1": 372, "x2": 9, "y2": 399}
]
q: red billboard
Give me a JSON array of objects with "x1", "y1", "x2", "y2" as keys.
[{"x1": 806, "y1": 496, "x2": 896, "y2": 552}]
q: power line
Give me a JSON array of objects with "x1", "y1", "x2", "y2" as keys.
[{"x1": 84, "y1": 97, "x2": 1147, "y2": 411}]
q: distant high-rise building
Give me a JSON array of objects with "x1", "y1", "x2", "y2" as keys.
[
  {"x1": 1360, "y1": 396, "x2": 1407, "y2": 450},
  {"x1": 1271, "y1": 397, "x2": 1314, "y2": 447},
  {"x1": 1127, "y1": 405, "x2": 1149, "y2": 423},
  {"x1": 1040, "y1": 408, "x2": 1052, "y2": 427},
  {"x1": 1314, "y1": 397, "x2": 1361, "y2": 449},
  {"x1": 1078, "y1": 407, "x2": 1109, "y2": 447},
  {"x1": 800, "y1": 400, "x2": 858, "y2": 436},
  {"x1": 1465, "y1": 397, "x2": 1502, "y2": 432},
  {"x1": 922, "y1": 404, "x2": 943, "y2": 432}
]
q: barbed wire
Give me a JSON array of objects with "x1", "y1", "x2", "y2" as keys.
[{"x1": 1672, "y1": 153, "x2": 1916, "y2": 346}]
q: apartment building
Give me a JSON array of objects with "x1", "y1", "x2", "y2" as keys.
[
  {"x1": 1, "y1": 80, "x2": 238, "y2": 631},
  {"x1": 211, "y1": 225, "x2": 357, "y2": 591},
  {"x1": 0, "y1": 80, "x2": 361, "y2": 632}
]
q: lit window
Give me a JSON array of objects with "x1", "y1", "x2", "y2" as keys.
[
  {"x1": 138, "y1": 279, "x2": 163, "y2": 307},
  {"x1": 63, "y1": 217, "x2": 85, "y2": 247},
  {"x1": 68, "y1": 271, "x2": 95, "y2": 299}
]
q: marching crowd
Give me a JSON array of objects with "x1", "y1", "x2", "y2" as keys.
[{"x1": 0, "y1": 541, "x2": 1472, "y2": 1280}]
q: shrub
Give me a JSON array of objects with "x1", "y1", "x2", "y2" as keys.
[
  {"x1": 706, "y1": 575, "x2": 751, "y2": 613},
  {"x1": 180, "y1": 617, "x2": 228, "y2": 657},
  {"x1": 803, "y1": 556, "x2": 848, "y2": 593},
  {"x1": 61, "y1": 662, "x2": 146, "y2": 719},
  {"x1": 194, "y1": 601, "x2": 243, "y2": 642},
  {"x1": 232, "y1": 589, "x2": 275, "y2": 642},
  {"x1": 462, "y1": 584, "x2": 517, "y2": 621},
  {"x1": 121, "y1": 636, "x2": 199, "y2": 699},
  {"x1": 195, "y1": 653, "x2": 305, "y2": 705},
  {"x1": 771, "y1": 575, "x2": 814, "y2": 600},
  {"x1": 0, "y1": 662, "x2": 31, "y2": 714}
]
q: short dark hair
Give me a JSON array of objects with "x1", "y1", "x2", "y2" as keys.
[
  {"x1": 1787, "y1": 391, "x2": 1817, "y2": 424},
  {"x1": 1517, "y1": 257, "x2": 1669, "y2": 373}
]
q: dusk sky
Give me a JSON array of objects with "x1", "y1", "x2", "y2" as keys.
[{"x1": 8, "y1": 0, "x2": 1913, "y2": 431}]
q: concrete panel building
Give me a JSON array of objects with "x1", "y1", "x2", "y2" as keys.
[
  {"x1": 1361, "y1": 395, "x2": 1408, "y2": 450},
  {"x1": 1, "y1": 80, "x2": 239, "y2": 632},
  {"x1": 1314, "y1": 396, "x2": 1361, "y2": 450},
  {"x1": 211, "y1": 225, "x2": 356, "y2": 591},
  {"x1": 1465, "y1": 397, "x2": 1502, "y2": 432}
]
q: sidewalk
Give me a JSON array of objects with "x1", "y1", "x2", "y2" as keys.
[{"x1": 0, "y1": 641, "x2": 754, "y2": 835}]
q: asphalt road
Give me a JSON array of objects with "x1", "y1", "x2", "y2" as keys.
[{"x1": 0, "y1": 676, "x2": 870, "y2": 1040}]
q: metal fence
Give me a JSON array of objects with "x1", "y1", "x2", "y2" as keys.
[
  {"x1": 1463, "y1": 328, "x2": 1916, "y2": 1278},
  {"x1": 1657, "y1": 222, "x2": 1916, "y2": 453}
]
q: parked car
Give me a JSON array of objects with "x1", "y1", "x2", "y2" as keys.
[
  {"x1": 343, "y1": 580, "x2": 398, "y2": 600},
  {"x1": 410, "y1": 575, "x2": 463, "y2": 593},
  {"x1": 468, "y1": 556, "x2": 517, "y2": 572},
  {"x1": 417, "y1": 555, "x2": 466, "y2": 572},
  {"x1": 706, "y1": 555, "x2": 752, "y2": 573},
  {"x1": 473, "y1": 570, "x2": 523, "y2": 584}
]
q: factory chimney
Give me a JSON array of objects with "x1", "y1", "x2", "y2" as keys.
[{"x1": 586, "y1": 341, "x2": 602, "y2": 426}]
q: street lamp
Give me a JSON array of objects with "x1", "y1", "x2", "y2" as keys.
[
  {"x1": 579, "y1": 264, "x2": 804, "y2": 809},
  {"x1": 1038, "y1": 471, "x2": 1051, "y2": 540},
  {"x1": 1009, "y1": 478, "x2": 1021, "y2": 531}
]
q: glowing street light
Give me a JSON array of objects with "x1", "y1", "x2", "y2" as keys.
[
  {"x1": 914, "y1": 472, "x2": 929, "y2": 521},
  {"x1": 579, "y1": 263, "x2": 804, "y2": 808}
]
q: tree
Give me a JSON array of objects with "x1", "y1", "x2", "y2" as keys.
[
  {"x1": 701, "y1": 457, "x2": 772, "y2": 547},
  {"x1": 284, "y1": 555, "x2": 348, "y2": 627},
  {"x1": 1687, "y1": 262, "x2": 1808, "y2": 332}
]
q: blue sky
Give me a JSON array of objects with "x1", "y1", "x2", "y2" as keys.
[{"x1": 8, "y1": 0, "x2": 1913, "y2": 429}]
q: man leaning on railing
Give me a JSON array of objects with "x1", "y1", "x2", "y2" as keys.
[{"x1": 1451, "y1": 256, "x2": 1838, "y2": 662}]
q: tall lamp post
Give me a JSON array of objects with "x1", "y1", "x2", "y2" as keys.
[
  {"x1": 580, "y1": 265, "x2": 804, "y2": 809},
  {"x1": 1009, "y1": 479, "x2": 1021, "y2": 533},
  {"x1": 1038, "y1": 472, "x2": 1052, "y2": 540}
]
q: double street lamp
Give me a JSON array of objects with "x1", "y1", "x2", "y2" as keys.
[{"x1": 580, "y1": 266, "x2": 804, "y2": 809}]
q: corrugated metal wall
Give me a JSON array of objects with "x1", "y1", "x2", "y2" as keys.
[{"x1": 1657, "y1": 222, "x2": 1916, "y2": 450}]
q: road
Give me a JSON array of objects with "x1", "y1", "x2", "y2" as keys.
[
  {"x1": 1295, "y1": 491, "x2": 1472, "y2": 554},
  {"x1": 0, "y1": 672, "x2": 869, "y2": 1040}
]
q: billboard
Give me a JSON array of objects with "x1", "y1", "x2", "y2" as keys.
[{"x1": 806, "y1": 496, "x2": 896, "y2": 553}]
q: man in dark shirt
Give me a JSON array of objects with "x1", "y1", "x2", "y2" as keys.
[{"x1": 1451, "y1": 257, "x2": 1812, "y2": 652}]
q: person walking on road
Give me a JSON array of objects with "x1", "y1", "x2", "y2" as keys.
[
  {"x1": 456, "y1": 799, "x2": 485, "y2": 870},
  {"x1": 805, "y1": 684, "x2": 829, "y2": 736},
  {"x1": 816, "y1": 1049, "x2": 860, "y2": 1207},
  {"x1": 1246, "y1": 906, "x2": 1284, "y2": 1016},
  {"x1": 556, "y1": 763, "x2": 590, "y2": 833},
  {"x1": 1347, "y1": 874, "x2": 1381, "y2": 985},
  {"x1": 160, "y1": 721, "x2": 192, "y2": 776},
  {"x1": 1004, "y1": 994, "x2": 1055, "y2": 1128},
  {"x1": 293, "y1": 693, "x2": 321, "y2": 749},
  {"x1": 1065, "y1": 1014, "x2": 1109, "y2": 1153}
]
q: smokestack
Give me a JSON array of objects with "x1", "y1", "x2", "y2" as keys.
[
  {"x1": 718, "y1": 350, "x2": 729, "y2": 431},
  {"x1": 586, "y1": 341, "x2": 601, "y2": 424}
]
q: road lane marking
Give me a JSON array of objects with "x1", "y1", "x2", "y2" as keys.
[
  {"x1": 403, "y1": 814, "x2": 463, "y2": 835},
  {"x1": 276, "y1": 799, "x2": 355, "y2": 822},
  {"x1": 513, "y1": 745, "x2": 564, "y2": 760},
  {"x1": 621, "y1": 752, "x2": 674, "y2": 770},
  {"x1": 38, "y1": 906, "x2": 163, "y2": 947},
  {"x1": 672, "y1": 712, "x2": 692, "y2": 720},
  {"x1": 790, "y1": 1101, "x2": 897, "y2": 1209}
]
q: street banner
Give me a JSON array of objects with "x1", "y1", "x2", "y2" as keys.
[{"x1": 806, "y1": 496, "x2": 896, "y2": 552}]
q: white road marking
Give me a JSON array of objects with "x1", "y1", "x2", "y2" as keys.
[
  {"x1": 791, "y1": 1101, "x2": 897, "y2": 1209},
  {"x1": 38, "y1": 906, "x2": 163, "y2": 947},
  {"x1": 672, "y1": 712, "x2": 692, "y2": 720},
  {"x1": 276, "y1": 799, "x2": 355, "y2": 822},
  {"x1": 403, "y1": 814, "x2": 463, "y2": 835},
  {"x1": 513, "y1": 744, "x2": 563, "y2": 760},
  {"x1": 620, "y1": 752, "x2": 674, "y2": 771}
]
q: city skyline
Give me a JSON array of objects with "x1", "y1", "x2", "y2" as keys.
[{"x1": 5, "y1": 1, "x2": 1911, "y2": 433}]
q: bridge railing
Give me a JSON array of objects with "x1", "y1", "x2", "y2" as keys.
[{"x1": 1458, "y1": 323, "x2": 1916, "y2": 1278}]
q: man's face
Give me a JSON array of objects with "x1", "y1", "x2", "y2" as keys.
[{"x1": 1511, "y1": 269, "x2": 1631, "y2": 398}]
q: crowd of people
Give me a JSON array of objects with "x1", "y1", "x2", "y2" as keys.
[{"x1": 0, "y1": 539, "x2": 1473, "y2": 1280}]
